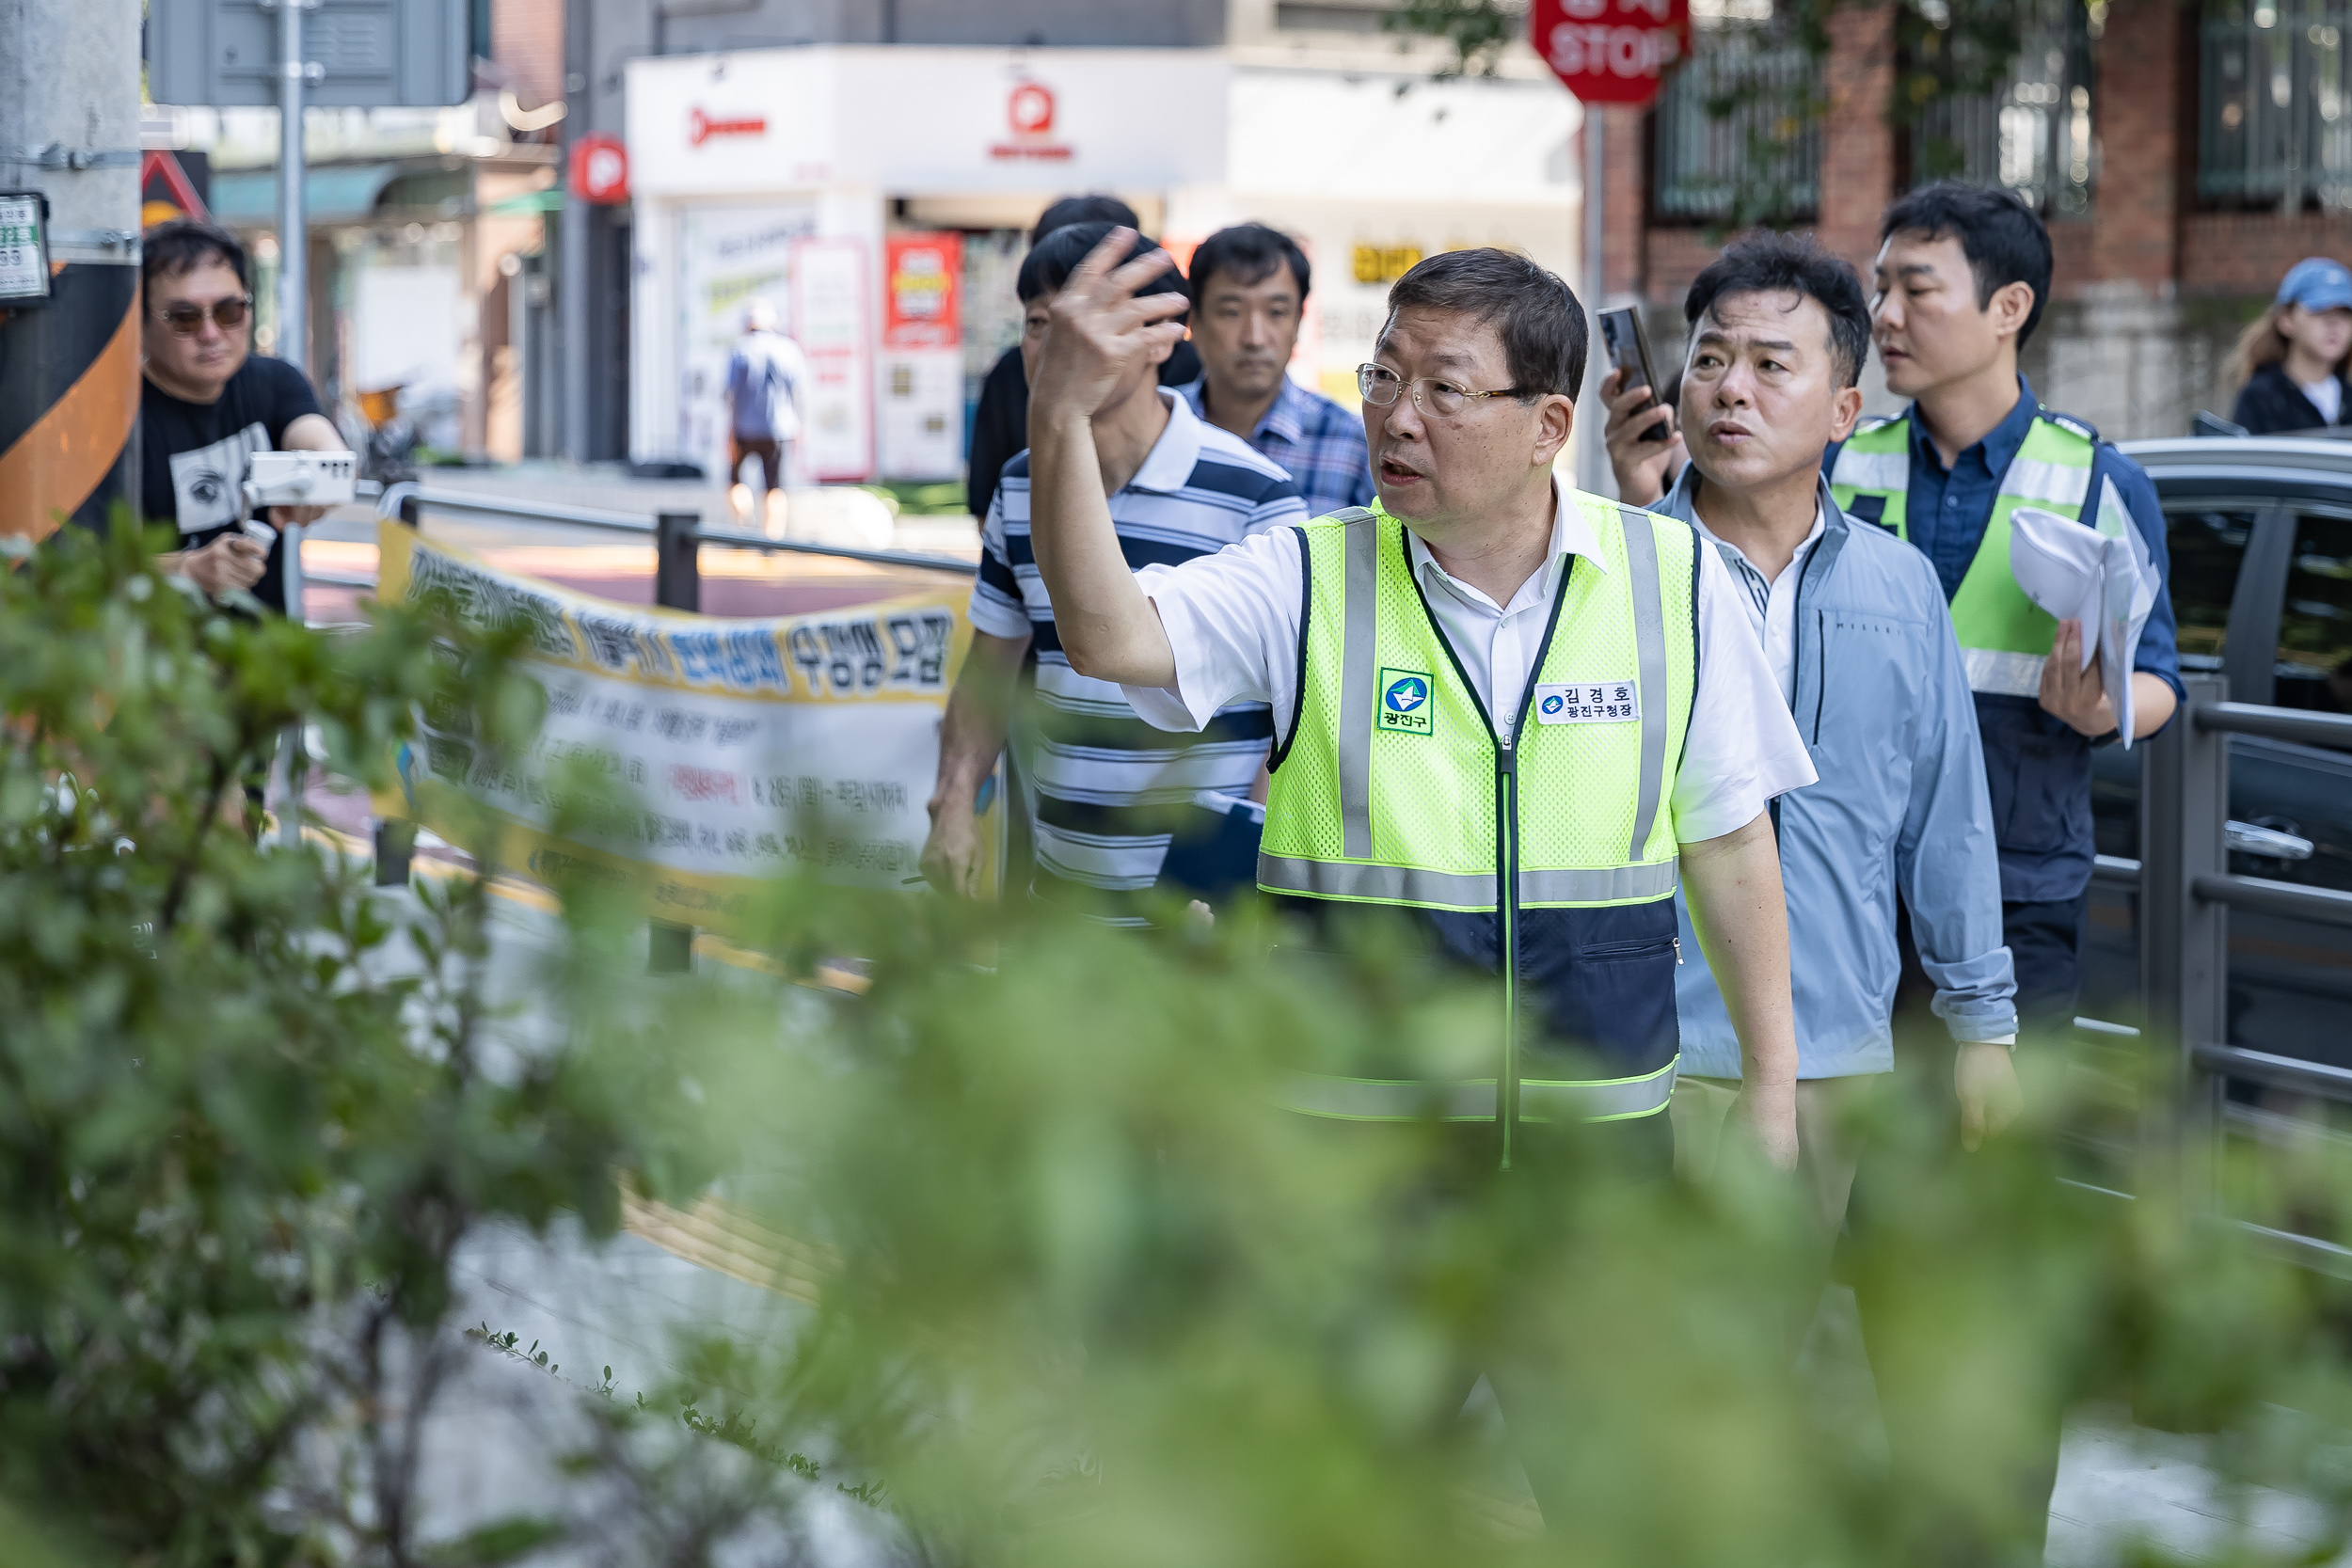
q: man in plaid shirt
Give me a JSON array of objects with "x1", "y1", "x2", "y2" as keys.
[{"x1": 1179, "y1": 224, "x2": 1375, "y2": 520}]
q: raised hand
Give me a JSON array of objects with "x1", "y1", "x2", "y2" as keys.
[
  {"x1": 1600, "y1": 366, "x2": 1686, "y2": 507},
  {"x1": 1028, "y1": 228, "x2": 1191, "y2": 429}
]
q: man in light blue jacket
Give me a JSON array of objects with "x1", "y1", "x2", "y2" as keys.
[{"x1": 1604, "y1": 233, "x2": 2019, "y2": 1246}]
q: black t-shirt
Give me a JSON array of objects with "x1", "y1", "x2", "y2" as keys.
[{"x1": 135, "y1": 356, "x2": 326, "y2": 612}]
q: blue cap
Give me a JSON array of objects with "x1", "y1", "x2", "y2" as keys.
[{"x1": 2276, "y1": 257, "x2": 2352, "y2": 312}]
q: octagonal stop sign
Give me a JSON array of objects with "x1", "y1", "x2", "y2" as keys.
[{"x1": 1531, "y1": 0, "x2": 1692, "y2": 107}]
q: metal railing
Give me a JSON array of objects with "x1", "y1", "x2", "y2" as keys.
[
  {"x1": 2111, "y1": 674, "x2": 2352, "y2": 1113},
  {"x1": 375, "y1": 483, "x2": 977, "y2": 606}
]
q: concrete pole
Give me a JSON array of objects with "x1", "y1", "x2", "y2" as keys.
[
  {"x1": 559, "y1": 0, "x2": 591, "y2": 463},
  {"x1": 1575, "y1": 102, "x2": 1611, "y2": 499},
  {"x1": 273, "y1": 0, "x2": 311, "y2": 843},
  {"x1": 275, "y1": 0, "x2": 309, "y2": 631},
  {"x1": 0, "y1": 0, "x2": 142, "y2": 541}
]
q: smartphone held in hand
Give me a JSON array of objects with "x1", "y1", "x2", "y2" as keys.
[{"x1": 1599, "y1": 307, "x2": 1674, "y2": 444}]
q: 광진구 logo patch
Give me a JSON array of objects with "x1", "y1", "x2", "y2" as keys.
[{"x1": 1376, "y1": 667, "x2": 1434, "y2": 736}]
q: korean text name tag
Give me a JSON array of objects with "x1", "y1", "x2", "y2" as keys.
[{"x1": 1533, "y1": 680, "x2": 1640, "y2": 724}]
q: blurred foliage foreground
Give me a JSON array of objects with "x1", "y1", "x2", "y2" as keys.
[{"x1": 7, "y1": 527, "x2": 2352, "y2": 1567}]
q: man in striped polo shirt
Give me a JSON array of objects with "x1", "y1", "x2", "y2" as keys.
[{"x1": 920, "y1": 223, "x2": 1307, "y2": 920}]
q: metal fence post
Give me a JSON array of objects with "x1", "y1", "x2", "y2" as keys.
[
  {"x1": 655, "y1": 510, "x2": 701, "y2": 613},
  {"x1": 2140, "y1": 673, "x2": 2230, "y2": 1132},
  {"x1": 650, "y1": 510, "x2": 700, "y2": 969},
  {"x1": 374, "y1": 487, "x2": 424, "y2": 884}
]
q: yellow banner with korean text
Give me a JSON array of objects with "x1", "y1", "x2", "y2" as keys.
[{"x1": 374, "y1": 521, "x2": 996, "y2": 932}]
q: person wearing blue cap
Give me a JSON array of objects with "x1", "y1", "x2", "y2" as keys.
[{"x1": 2227, "y1": 257, "x2": 2352, "y2": 434}]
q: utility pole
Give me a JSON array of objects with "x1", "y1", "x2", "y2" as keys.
[
  {"x1": 1576, "y1": 105, "x2": 1610, "y2": 499},
  {"x1": 0, "y1": 0, "x2": 143, "y2": 541},
  {"x1": 559, "y1": 0, "x2": 591, "y2": 463},
  {"x1": 274, "y1": 0, "x2": 311, "y2": 629}
]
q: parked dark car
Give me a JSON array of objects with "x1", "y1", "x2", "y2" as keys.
[{"x1": 2084, "y1": 438, "x2": 2352, "y2": 1066}]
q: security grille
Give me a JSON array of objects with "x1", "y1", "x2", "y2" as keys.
[{"x1": 2200, "y1": 0, "x2": 2352, "y2": 211}]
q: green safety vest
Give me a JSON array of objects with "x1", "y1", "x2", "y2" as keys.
[
  {"x1": 1259, "y1": 496, "x2": 1699, "y2": 1156},
  {"x1": 1828, "y1": 409, "x2": 2134, "y2": 696}
]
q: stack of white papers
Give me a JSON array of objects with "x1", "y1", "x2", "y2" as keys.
[{"x1": 2009, "y1": 502, "x2": 2162, "y2": 748}]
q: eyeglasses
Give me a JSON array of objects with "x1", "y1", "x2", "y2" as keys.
[
  {"x1": 1359, "y1": 363, "x2": 1527, "y2": 417},
  {"x1": 153, "y1": 296, "x2": 253, "y2": 336}
]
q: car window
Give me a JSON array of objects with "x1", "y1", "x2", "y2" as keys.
[
  {"x1": 2166, "y1": 506, "x2": 2259, "y2": 673},
  {"x1": 2277, "y1": 513, "x2": 2352, "y2": 717}
]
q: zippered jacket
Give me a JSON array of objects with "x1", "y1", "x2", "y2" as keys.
[{"x1": 1657, "y1": 472, "x2": 2018, "y2": 1078}]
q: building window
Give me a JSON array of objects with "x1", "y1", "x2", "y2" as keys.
[
  {"x1": 1651, "y1": 9, "x2": 1820, "y2": 223},
  {"x1": 2200, "y1": 0, "x2": 2352, "y2": 211},
  {"x1": 1910, "y1": 0, "x2": 2098, "y2": 215}
]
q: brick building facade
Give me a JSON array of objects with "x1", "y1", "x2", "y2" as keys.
[{"x1": 1603, "y1": 0, "x2": 2352, "y2": 440}]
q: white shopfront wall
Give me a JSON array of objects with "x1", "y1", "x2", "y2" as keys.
[{"x1": 626, "y1": 46, "x2": 1583, "y2": 485}]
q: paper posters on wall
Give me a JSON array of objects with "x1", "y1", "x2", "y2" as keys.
[
  {"x1": 788, "y1": 236, "x2": 875, "y2": 483},
  {"x1": 878, "y1": 232, "x2": 965, "y2": 482},
  {"x1": 375, "y1": 522, "x2": 997, "y2": 930},
  {"x1": 677, "y1": 203, "x2": 818, "y2": 483}
]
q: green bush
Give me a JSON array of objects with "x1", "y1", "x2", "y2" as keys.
[{"x1": 9, "y1": 519, "x2": 2352, "y2": 1567}]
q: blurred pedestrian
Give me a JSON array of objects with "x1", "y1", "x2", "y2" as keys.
[
  {"x1": 2225, "y1": 257, "x2": 2352, "y2": 434},
  {"x1": 964, "y1": 195, "x2": 1202, "y2": 526},
  {"x1": 920, "y1": 224, "x2": 1303, "y2": 917},
  {"x1": 723, "y1": 296, "x2": 809, "y2": 536},
  {"x1": 1606, "y1": 233, "x2": 2018, "y2": 1263},
  {"x1": 134, "y1": 220, "x2": 342, "y2": 610},
  {"x1": 1180, "y1": 223, "x2": 1373, "y2": 519}
]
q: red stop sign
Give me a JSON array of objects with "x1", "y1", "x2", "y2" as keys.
[{"x1": 1531, "y1": 0, "x2": 1692, "y2": 107}]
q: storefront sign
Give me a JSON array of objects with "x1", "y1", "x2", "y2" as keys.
[
  {"x1": 688, "y1": 107, "x2": 768, "y2": 146},
  {"x1": 1531, "y1": 0, "x2": 1691, "y2": 106},
  {"x1": 571, "y1": 133, "x2": 629, "y2": 203},
  {"x1": 626, "y1": 48, "x2": 1227, "y2": 198},
  {"x1": 377, "y1": 523, "x2": 992, "y2": 927},
  {"x1": 882, "y1": 232, "x2": 961, "y2": 352},
  {"x1": 991, "y1": 78, "x2": 1073, "y2": 161},
  {"x1": 879, "y1": 233, "x2": 964, "y2": 481}
]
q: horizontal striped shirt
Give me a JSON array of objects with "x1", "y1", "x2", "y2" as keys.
[
  {"x1": 972, "y1": 389, "x2": 1307, "y2": 920},
  {"x1": 1178, "y1": 373, "x2": 1375, "y2": 522}
]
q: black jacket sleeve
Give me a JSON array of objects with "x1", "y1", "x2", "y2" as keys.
[
  {"x1": 2230, "y1": 363, "x2": 2332, "y2": 436},
  {"x1": 966, "y1": 348, "x2": 1028, "y2": 524}
]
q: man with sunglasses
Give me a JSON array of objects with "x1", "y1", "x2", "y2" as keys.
[{"x1": 135, "y1": 220, "x2": 341, "y2": 608}]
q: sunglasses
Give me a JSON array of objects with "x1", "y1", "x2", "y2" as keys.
[{"x1": 153, "y1": 296, "x2": 252, "y2": 336}]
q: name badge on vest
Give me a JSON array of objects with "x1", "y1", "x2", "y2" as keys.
[{"x1": 1534, "y1": 680, "x2": 1640, "y2": 725}]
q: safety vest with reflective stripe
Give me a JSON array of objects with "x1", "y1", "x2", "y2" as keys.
[
  {"x1": 1259, "y1": 497, "x2": 1699, "y2": 1151},
  {"x1": 1828, "y1": 410, "x2": 2136, "y2": 697}
]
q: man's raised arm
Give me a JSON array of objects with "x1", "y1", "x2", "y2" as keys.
[{"x1": 1027, "y1": 230, "x2": 1185, "y2": 689}]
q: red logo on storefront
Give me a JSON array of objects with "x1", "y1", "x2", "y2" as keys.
[
  {"x1": 688, "y1": 107, "x2": 768, "y2": 147},
  {"x1": 1008, "y1": 82, "x2": 1056, "y2": 135},
  {"x1": 992, "y1": 80, "x2": 1072, "y2": 162},
  {"x1": 571, "y1": 134, "x2": 629, "y2": 203}
]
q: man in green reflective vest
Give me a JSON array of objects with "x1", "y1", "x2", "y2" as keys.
[
  {"x1": 1835, "y1": 183, "x2": 2184, "y2": 1042},
  {"x1": 1020, "y1": 231, "x2": 1815, "y2": 1176},
  {"x1": 1832, "y1": 183, "x2": 2185, "y2": 1562}
]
